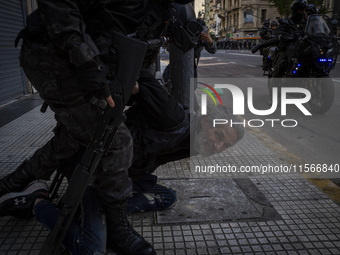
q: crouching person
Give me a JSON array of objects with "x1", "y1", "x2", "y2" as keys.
[{"x1": 125, "y1": 69, "x2": 244, "y2": 213}]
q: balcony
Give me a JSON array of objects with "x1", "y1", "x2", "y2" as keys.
[{"x1": 217, "y1": 9, "x2": 227, "y2": 19}]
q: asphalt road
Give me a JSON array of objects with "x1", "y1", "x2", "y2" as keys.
[{"x1": 161, "y1": 49, "x2": 340, "y2": 178}]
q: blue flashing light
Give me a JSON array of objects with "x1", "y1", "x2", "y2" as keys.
[
  {"x1": 319, "y1": 58, "x2": 327, "y2": 62},
  {"x1": 297, "y1": 63, "x2": 301, "y2": 67},
  {"x1": 293, "y1": 70, "x2": 297, "y2": 74},
  {"x1": 328, "y1": 59, "x2": 333, "y2": 62}
]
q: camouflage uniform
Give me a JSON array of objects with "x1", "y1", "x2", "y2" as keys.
[
  {"x1": 2, "y1": 0, "x2": 141, "y2": 204},
  {"x1": 0, "y1": 1, "x2": 175, "y2": 254},
  {"x1": 18, "y1": 41, "x2": 133, "y2": 203}
]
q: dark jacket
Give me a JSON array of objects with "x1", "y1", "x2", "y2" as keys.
[
  {"x1": 125, "y1": 70, "x2": 192, "y2": 180},
  {"x1": 276, "y1": 16, "x2": 306, "y2": 51},
  {"x1": 21, "y1": 0, "x2": 169, "y2": 66}
]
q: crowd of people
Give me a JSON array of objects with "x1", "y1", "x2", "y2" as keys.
[{"x1": 216, "y1": 39, "x2": 257, "y2": 51}]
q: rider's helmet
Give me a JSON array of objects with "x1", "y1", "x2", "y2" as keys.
[
  {"x1": 271, "y1": 20, "x2": 278, "y2": 29},
  {"x1": 290, "y1": 0, "x2": 308, "y2": 21},
  {"x1": 264, "y1": 19, "x2": 270, "y2": 27},
  {"x1": 306, "y1": 4, "x2": 319, "y2": 15}
]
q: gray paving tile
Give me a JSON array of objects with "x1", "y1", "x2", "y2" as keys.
[{"x1": 1, "y1": 102, "x2": 340, "y2": 255}]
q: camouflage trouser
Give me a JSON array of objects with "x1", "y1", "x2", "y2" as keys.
[{"x1": 19, "y1": 42, "x2": 132, "y2": 203}]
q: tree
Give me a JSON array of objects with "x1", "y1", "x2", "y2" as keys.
[
  {"x1": 268, "y1": 0, "x2": 327, "y2": 17},
  {"x1": 268, "y1": 0, "x2": 290, "y2": 16}
]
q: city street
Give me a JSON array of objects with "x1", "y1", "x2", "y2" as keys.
[
  {"x1": 0, "y1": 50, "x2": 339, "y2": 254},
  {"x1": 188, "y1": 50, "x2": 340, "y2": 168},
  {"x1": 1, "y1": 0, "x2": 340, "y2": 253}
]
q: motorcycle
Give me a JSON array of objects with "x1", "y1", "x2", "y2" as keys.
[
  {"x1": 259, "y1": 29, "x2": 279, "y2": 76},
  {"x1": 262, "y1": 44, "x2": 278, "y2": 76},
  {"x1": 268, "y1": 14, "x2": 339, "y2": 114}
]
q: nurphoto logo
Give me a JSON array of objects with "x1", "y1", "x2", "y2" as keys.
[{"x1": 199, "y1": 83, "x2": 312, "y2": 128}]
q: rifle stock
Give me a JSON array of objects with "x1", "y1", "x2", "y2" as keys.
[{"x1": 40, "y1": 32, "x2": 148, "y2": 254}]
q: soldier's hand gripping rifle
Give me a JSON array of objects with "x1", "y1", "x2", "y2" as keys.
[{"x1": 40, "y1": 31, "x2": 148, "y2": 254}]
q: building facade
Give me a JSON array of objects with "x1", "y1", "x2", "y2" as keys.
[
  {"x1": 194, "y1": 0, "x2": 206, "y2": 19},
  {"x1": 195, "y1": 0, "x2": 338, "y2": 40},
  {"x1": 224, "y1": 0, "x2": 280, "y2": 39},
  {"x1": 194, "y1": 0, "x2": 279, "y2": 40},
  {"x1": 0, "y1": 0, "x2": 37, "y2": 106},
  {"x1": 197, "y1": 0, "x2": 280, "y2": 40}
]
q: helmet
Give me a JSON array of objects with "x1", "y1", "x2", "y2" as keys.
[
  {"x1": 290, "y1": 0, "x2": 308, "y2": 15},
  {"x1": 168, "y1": 3, "x2": 203, "y2": 53},
  {"x1": 264, "y1": 19, "x2": 270, "y2": 27},
  {"x1": 306, "y1": 4, "x2": 319, "y2": 15},
  {"x1": 271, "y1": 20, "x2": 278, "y2": 26}
]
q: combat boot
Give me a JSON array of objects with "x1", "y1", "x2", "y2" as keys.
[
  {"x1": 105, "y1": 199, "x2": 156, "y2": 255},
  {"x1": 0, "y1": 160, "x2": 36, "y2": 197}
]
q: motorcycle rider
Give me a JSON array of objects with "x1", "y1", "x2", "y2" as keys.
[
  {"x1": 0, "y1": 1, "x2": 196, "y2": 254},
  {"x1": 260, "y1": 19, "x2": 271, "y2": 41},
  {"x1": 261, "y1": 20, "x2": 279, "y2": 73},
  {"x1": 268, "y1": 0, "x2": 309, "y2": 104},
  {"x1": 272, "y1": 0, "x2": 309, "y2": 78},
  {"x1": 260, "y1": 19, "x2": 272, "y2": 71},
  {"x1": 271, "y1": 20, "x2": 278, "y2": 33}
]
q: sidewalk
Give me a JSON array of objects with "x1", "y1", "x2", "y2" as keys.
[{"x1": 1, "y1": 96, "x2": 340, "y2": 255}]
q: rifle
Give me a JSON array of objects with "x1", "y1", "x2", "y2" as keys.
[
  {"x1": 40, "y1": 31, "x2": 148, "y2": 254},
  {"x1": 251, "y1": 37, "x2": 280, "y2": 53}
]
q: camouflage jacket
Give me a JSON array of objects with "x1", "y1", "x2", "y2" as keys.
[{"x1": 23, "y1": 0, "x2": 170, "y2": 66}]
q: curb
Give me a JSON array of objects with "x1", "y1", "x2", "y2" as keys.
[{"x1": 247, "y1": 125, "x2": 340, "y2": 205}]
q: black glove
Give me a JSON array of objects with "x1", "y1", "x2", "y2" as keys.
[{"x1": 76, "y1": 56, "x2": 111, "y2": 98}]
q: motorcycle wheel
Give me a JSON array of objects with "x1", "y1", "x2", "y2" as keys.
[{"x1": 308, "y1": 76, "x2": 335, "y2": 114}]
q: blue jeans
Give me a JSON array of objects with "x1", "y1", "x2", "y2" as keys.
[{"x1": 34, "y1": 186, "x2": 106, "y2": 255}]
